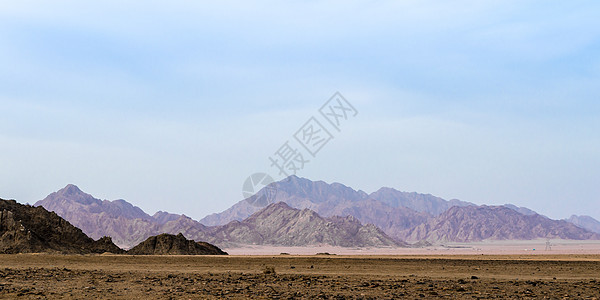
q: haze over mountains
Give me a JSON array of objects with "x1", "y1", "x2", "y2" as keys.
[
  {"x1": 33, "y1": 176, "x2": 600, "y2": 249},
  {"x1": 35, "y1": 184, "x2": 400, "y2": 249},
  {"x1": 35, "y1": 184, "x2": 202, "y2": 249},
  {"x1": 403, "y1": 206, "x2": 598, "y2": 242},
  {"x1": 199, "y1": 176, "x2": 600, "y2": 242},
  {"x1": 208, "y1": 202, "x2": 402, "y2": 247},
  {"x1": 200, "y1": 176, "x2": 472, "y2": 227},
  {"x1": 567, "y1": 215, "x2": 600, "y2": 235}
]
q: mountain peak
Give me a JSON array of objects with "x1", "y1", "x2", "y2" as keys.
[
  {"x1": 267, "y1": 201, "x2": 293, "y2": 210},
  {"x1": 214, "y1": 200, "x2": 401, "y2": 247},
  {"x1": 58, "y1": 184, "x2": 84, "y2": 196},
  {"x1": 40, "y1": 184, "x2": 99, "y2": 206}
]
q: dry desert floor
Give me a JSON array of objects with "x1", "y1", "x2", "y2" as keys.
[{"x1": 1, "y1": 253, "x2": 600, "y2": 299}]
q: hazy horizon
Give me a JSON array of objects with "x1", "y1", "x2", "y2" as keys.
[
  {"x1": 1, "y1": 1, "x2": 599, "y2": 221},
  {"x1": 14, "y1": 175, "x2": 600, "y2": 223}
]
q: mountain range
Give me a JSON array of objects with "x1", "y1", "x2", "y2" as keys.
[
  {"x1": 0, "y1": 198, "x2": 227, "y2": 255},
  {"x1": 198, "y1": 176, "x2": 599, "y2": 242},
  {"x1": 204, "y1": 202, "x2": 402, "y2": 247},
  {"x1": 201, "y1": 176, "x2": 473, "y2": 226},
  {"x1": 403, "y1": 205, "x2": 598, "y2": 242},
  {"x1": 33, "y1": 176, "x2": 600, "y2": 249},
  {"x1": 35, "y1": 184, "x2": 400, "y2": 249}
]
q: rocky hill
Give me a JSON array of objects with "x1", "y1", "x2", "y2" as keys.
[
  {"x1": 567, "y1": 215, "x2": 600, "y2": 234},
  {"x1": 401, "y1": 205, "x2": 600, "y2": 243},
  {"x1": 0, "y1": 198, "x2": 123, "y2": 254},
  {"x1": 127, "y1": 233, "x2": 227, "y2": 255},
  {"x1": 206, "y1": 202, "x2": 403, "y2": 248}
]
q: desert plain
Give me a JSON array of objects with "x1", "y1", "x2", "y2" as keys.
[{"x1": 2, "y1": 242, "x2": 600, "y2": 299}]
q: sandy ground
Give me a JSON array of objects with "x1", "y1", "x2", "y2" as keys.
[
  {"x1": 224, "y1": 240, "x2": 600, "y2": 255},
  {"x1": 1, "y1": 253, "x2": 600, "y2": 299}
]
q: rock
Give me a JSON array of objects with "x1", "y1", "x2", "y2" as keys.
[
  {"x1": 0, "y1": 199, "x2": 123, "y2": 254},
  {"x1": 127, "y1": 233, "x2": 227, "y2": 255}
]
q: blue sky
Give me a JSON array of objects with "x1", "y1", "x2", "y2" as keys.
[{"x1": 1, "y1": 1, "x2": 599, "y2": 221}]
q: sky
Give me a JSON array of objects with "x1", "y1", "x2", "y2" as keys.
[{"x1": 1, "y1": 1, "x2": 599, "y2": 221}]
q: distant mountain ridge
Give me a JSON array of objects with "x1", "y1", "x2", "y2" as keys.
[
  {"x1": 204, "y1": 202, "x2": 403, "y2": 247},
  {"x1": 200, "y1": 176, "x2": 473, "y2": 241},
  {"x1": 35, "y1": 185, "x2": 203, "y2": 249},
  {"x1": 35, "y1": 185, "x2": 401, "y2": 249},
  {"x1": 567, "y1": 215, "x2": 600, "y2": 234},
  {"x1": 502, "y1": 204, "x2": 539, "y2": 216},
  {"x1": 38, "y1": 184, "x2": 152, "y2": 220},
  {"x1": 200, "y1": 176, "x2": 371, "y2": 226},
  {"x1": 34, "y1": 178, "x2": 600, "y2": 248},
  {"x1": 368, "y1": 187, "x2": 472, "y2": 216},
  {"x1": 401, "y1": 205, "x2": 599, "y2": 242}
]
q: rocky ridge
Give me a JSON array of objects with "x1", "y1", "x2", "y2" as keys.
[
  {"x1": 567, "y1": 215, "x2": 600, "y2": 234},
  {"x1": 402, "y1": 205, "x2": 600, "y2": 242},
  {"x1": 205, "y1": 202, "x2": 403, "y2": 248},
  {"x1": 0, "y1": 198, "x2": 123, "y2": 254},
  {"x1": 128, "y1": 233, "x2": 228, "y2": 255}
]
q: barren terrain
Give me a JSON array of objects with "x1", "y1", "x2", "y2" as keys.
[
  {"x1": 1, "y1": 254, "x2": 600, "y2": 299},
  {"x1": 225, "y1": 239, "x2": 600, "y2": 255}
]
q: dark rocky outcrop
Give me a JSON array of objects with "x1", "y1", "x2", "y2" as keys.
[
  {"x1": 127, "y1": 233, "x2": 227, "y2": 255},
  {"x1": 0, "y1": 199, "x2": 123, "y2": 254}
]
